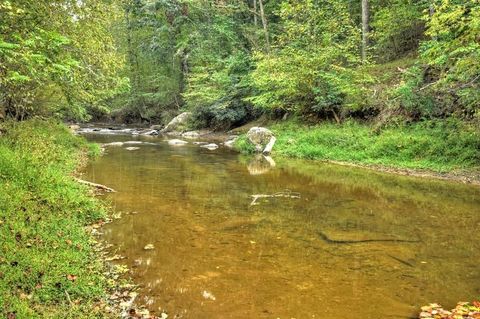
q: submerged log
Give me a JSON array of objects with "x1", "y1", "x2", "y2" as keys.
[
  {"x1": 250, "y1": 190, "x2": 300, "y2": 206},
  {"x1": 75, "y1": 178, "x2": 116, "y2": 192},
  {"x1": 318, "y1": 231, "x2": 420, "y2": 244}
]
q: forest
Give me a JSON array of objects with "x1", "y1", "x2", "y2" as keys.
[
  {"x1": 1, "y1": 0, "x2": 479, "y2": 128},
  {"x1": 1, "y1": 1, "x2": 480, "y2": 319}
]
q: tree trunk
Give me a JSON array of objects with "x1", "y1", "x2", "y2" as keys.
[
  {"x1": 253, "y1": 0, "x2": 258, "y2": 26},
  {"x1": 361, "y1": 0, "x2": 369, "y2": 61},
  {"x1": 258, "y1": 0, "x2": 270, "y2": 52}
]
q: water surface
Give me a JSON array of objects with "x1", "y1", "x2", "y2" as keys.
[{"x1": 83, "y1": 133, "x2": 480, "y2": 319}]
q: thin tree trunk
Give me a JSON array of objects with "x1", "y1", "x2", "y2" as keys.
[
  {"x1": 125, "y1": 4, "x2": 138, "y2": 91},
  {"x1": 253, "y1": 0, "x2": 258, "y2": 26},
  {"x1": 429, "y1": 5, "x2": 437, "y2": 41},
  {"x1": 361, "y1": 0, "x2": 369, "y2": 61},
  {"x1": 258, "y1": 0, "x2": 270, "y2": 52}
]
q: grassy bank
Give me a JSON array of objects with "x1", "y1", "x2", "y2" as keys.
[
  {"x1": 235, "y1": 119, "x2": 480, "y2": 174},
  {"x1": 0, "y1": 120, "x2": 111, "y2": 318}
]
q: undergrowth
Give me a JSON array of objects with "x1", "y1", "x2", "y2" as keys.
[{"x1": 0, "y1": 119, "x2": 110, "y2": 318}]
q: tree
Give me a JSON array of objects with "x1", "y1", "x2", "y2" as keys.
[
  {"x1": 0, "y1": 0, "x2": 126, "y2": 120},
  {"x1": 420, "y1": 0, "x2": 480, "y2": 117},
  {"x1": 249, "y1": 0, "x2": 367, "y2": 118},
  {"x1": 361, "y1": 0, "x2": 369, "y2": 61},
  {"x1": 258, "y1": 0, "x2": 270, "y2": 52}
]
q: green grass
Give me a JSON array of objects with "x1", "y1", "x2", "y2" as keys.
[
  {"x1": 235, "y1": 119, "x2": 480, "y2": 172},
  {"x1": 0, "y1": 119, "x2": 111, "y2": 318}
]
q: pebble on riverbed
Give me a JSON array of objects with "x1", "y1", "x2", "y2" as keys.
[{"x1": 143, "y1": 244, "x2": 155, "y2": 250}]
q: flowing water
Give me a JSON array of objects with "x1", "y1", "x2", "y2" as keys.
[{"x1": 83, "y1": 132, "x2": 480, "y2": 319}]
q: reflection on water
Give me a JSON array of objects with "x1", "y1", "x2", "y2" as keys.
[{"x1": 83, "y1": 134, "x2": 480, "y2": 319}]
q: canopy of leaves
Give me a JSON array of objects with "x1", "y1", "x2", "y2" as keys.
[{"x1": 0, "y1": 0, "x2": 127, "y2": 120}]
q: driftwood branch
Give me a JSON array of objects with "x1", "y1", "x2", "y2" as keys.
[
  {"x1": 250, "y1": 190, "x2": 300, "y2": 206},
  {"x1": 75, "y1": 178, "x2": 116, "y2": 192}
]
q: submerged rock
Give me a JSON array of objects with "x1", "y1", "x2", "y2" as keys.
[
  {"x1": 200, "y1": 143, "x2": 219, "y2": 150},
  {"x1": 202, "y1": 290, "x2": 216, "y2": 301},
  {"x1": 162, "y1": 112, "x2": 192, "y2": 133},
  {"x1": 125, "y1": 147, "x2": 140, "y2": 151},
  {"x1": 143, "y1": 244, "x2": 155, "y2": 250},
  {"x1": 246, "y1": 127, "x2": 276, "y2": 154},
  {"x1": 168, "y1": 139, "x2": 188, "y2": 146},
  {"x1": 104, "y1": 142, "x2": 124, "y2": 147}
]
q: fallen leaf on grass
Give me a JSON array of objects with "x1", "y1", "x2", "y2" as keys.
[{"x1": 66, "y1": 274, "x2": 77, "y2": 282}]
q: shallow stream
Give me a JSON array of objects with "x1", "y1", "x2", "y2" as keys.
[{"x1": 83, "y1": 132, "x2": 480, "y2": 319}]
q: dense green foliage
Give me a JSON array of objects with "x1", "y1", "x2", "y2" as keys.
[
  {"x1": 0, "y1": 120, "x2": 110, "y2": 318},
  {"x1": 1, "y1": 0, "x2": 478, "y2": 125},
  {"x1": 0, "y1": 0, "x2": 127, "y2": 120},
  {"x1": 235, "y1": 119, "x2": 480, "y2": 172},
  {"x1": 113, "y1": 0, "x2": 479, "y2": 126}
]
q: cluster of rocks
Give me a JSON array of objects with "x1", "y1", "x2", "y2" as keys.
[
  {"x1": 102, "y1": 138, "x2": 237, "y2": 152},
  {"x1": 76, "y1": 112, "x2": 277, "y2": 154},
  {"x1": 77, "y1": 113, "x2": 197, "y2": 137},
  {"x1": 419, "y1": 302, "x2": 480, "y2": 319}
]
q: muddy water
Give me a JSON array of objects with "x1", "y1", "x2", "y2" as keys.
[{"x1": 83, "y1": 133, "x2": 480, "y2": 319}]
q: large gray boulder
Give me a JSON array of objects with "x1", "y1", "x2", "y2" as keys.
[
  {"x1": 162, "y1": 112, "x2": 192, "y2": 133},
  {"x1": 246, "y1": 127, "x2": 276, "y2": 154}
]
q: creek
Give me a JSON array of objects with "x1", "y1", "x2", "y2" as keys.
[{"x1": 83, "y1": 132, "x2": 480, "y2": 319}]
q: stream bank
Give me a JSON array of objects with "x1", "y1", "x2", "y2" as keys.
[
  {"x1": 0, "y1": 120, "x2": 134, "y2": 319},
  {"x1": 232, "y1": 119, "x2": 480, "y2": 186}
]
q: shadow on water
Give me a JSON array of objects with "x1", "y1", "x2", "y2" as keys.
[{"x1": 83, "y1": 133, "x2": 480, "y2": 319}]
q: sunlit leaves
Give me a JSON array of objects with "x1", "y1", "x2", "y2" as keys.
[
  {"x1": 249, "y1": 0, "x2": 366, "y2": 114},
  {"x1": 0, "y1": 0, "x2": 126, "y2": 120},
  {"x1": 420, "y1": 0, "x2": 480, "y2": 115}
]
